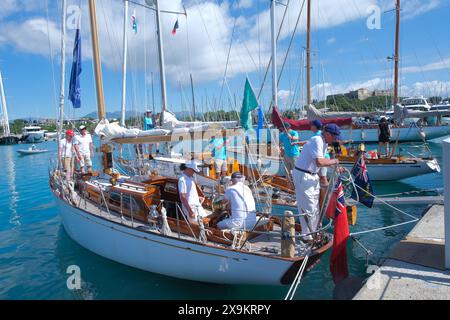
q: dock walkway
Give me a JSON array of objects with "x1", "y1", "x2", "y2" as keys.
[{"x1": 353, "y1": 205, "x2": 450, "y2": 300}]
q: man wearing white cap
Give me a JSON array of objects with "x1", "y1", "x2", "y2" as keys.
[
  {"x1": 75, "y1": 125, "x2": 94, "y2": 173},
  {"x1": 217, "y1": 172, "x2": 257, "y2": 231},
  {"x1": 178, "y1": 161, "x2": 207, "y2": 225}
]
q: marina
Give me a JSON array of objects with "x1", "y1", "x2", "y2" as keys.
[{"x1": 0, "y1": 0, "x2": 449, "y2": 303}]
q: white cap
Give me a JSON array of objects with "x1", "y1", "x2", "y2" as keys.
[
  {"x1": 79, "y1": 125, "x2": 87, "y2": 130},
  {"x1": 184, "y1": 160, "x2": 200, "y2": 173}
]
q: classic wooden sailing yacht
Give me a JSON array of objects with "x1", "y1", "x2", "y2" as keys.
[{"x1": 50, "y1": 0, "x2": 333, "y2": 286}]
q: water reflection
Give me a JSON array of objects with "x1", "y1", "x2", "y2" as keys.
[{"x1": 4, "y1": 146, "x2": 20, "y2": 226}]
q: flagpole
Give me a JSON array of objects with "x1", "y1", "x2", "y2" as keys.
[
  {"x1": 270, "y1": 0, "x2": 278, "y2": 108},
  {"x1": 120, "y1": 0, "x2": 129, "y2": 127},
  {"x1": 155, "y1": 0, "x2": 168, "y2": 125},
  {"x1": 57, "y1": 0, "x2": 67, "y2": 170}
]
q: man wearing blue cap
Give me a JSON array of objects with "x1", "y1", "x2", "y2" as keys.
[
  {"x1": 293, "y1": 123, "x2": 342, "y2": 242},
  {"x1": 279, "y1": 122, "x2": 300, "y2": 183}
]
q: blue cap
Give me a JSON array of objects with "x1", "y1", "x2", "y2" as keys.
[
  {"x1": 311, "y1": 119, "x2": 323, "y2": 130},
  {"x1": 324, "y1": 123, "x2": 341, "y2": 137},
  {"x1": 231, "y1": 172, "x2": 243, "y2": 179}
]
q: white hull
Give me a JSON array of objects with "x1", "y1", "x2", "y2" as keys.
[
  {"x1": 340, "y1": 158, "x2": 440, "y2": 181},
  {"x1": 55, "y1": 195, "x2": 299, "y2": 285},
  {"x1": 297, "y1": 125, "x2": 450, "y2": 142},
  {"x1": 234, "y1": 155, "x2": 439, "y2": 181}
]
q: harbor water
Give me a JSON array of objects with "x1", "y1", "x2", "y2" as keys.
[{"x1": 0, "y1": 138, "x2": 446, "y2": 300}]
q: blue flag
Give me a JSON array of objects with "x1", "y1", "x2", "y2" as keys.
[
  {"x1": 69, "y1": 29, "x2": 82, "y2": 109},
  {"x1": 256, "y1": 105, "x2": 263, "y2": 142},
  {"x1": 350, "y1": 156, "x2": 375, "y2": 208}
]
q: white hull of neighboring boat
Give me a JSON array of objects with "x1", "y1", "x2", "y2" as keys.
[
  {"x1": 297, "y1": 125, "x2": 450, "y2": 142},
  {"x1": 340, "y1": 158, "x2": 440, "y2": 181},
  {"x1": 21, "y1": 132, "x2": 45, "y2": 143},
  {"x1": 55, "y1": 196, "x2": 297, "y2": 285},
  {"x1": 239, "y1": 156, "x2": 439, "y2": 181}
]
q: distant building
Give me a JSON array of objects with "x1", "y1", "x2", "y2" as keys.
[
  {"x1": 345, "y1": 88, "x2": 372, "y2": 101},
  {"x1": 372, "y1": 89, "x2": 393, "y2": 97}
]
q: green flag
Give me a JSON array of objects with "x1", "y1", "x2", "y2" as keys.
[{"x1": 240, "y1": 77, "x2": 258, "y2": 130}]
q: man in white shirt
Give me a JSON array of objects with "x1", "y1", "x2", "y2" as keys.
[
  {"x1": 59, "y1": 129, "x2": 81, "y2": 180},
  {"x1": 75, "y1": 125, "x2": 94, "y2": 174},
  {"x1": 178, "y1": 161, "x2": 208, "y2": 225},
  {"x1": 217, "y1": 172, "x2": 257, "y2": 231},
  {"x1": 293, "y1": 123, "x2": 343, "y2": 242}
]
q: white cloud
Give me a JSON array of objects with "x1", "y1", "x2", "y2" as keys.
[
  {"x1": 278, "y1": 89, "x2": 293, "y2": 104},
  {"x1": 326, "y1": 37, "x2": 336, "y2": 45},
  {"x1": 402, "y1": 57, "x2": 450, "y2": 74},
  {"x1": 235, "y1": 0, "x2": 253, "y2": 10}
]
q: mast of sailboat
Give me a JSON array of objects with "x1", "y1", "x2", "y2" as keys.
[
  {"x1": 306, "y1": 0, "x2": 311, "y2": 106},
  {"x1": 0, "y1": 72, "x2": 10, "y2": 136},
  {"x1": 57, "y1": 0, "x2": 67, "y2": 169},
  {"x1": 88, "y1": 0, "x2": 106, "y2": 120},
  {"x1": 120, "y1": 0, "x2": 129, "y2": 127},
  {"x1": 393, "y1": 0, "x2": 400, "y2": 105},
  {"x1": 154, "y1": 0, "x2": 168, "y2": 126},
  {"x1": 270, "y1": 0, "x2": 278, "y2": 108}
]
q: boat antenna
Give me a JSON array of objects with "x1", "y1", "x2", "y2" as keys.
[
  {"x1": 120, "y1": 0, "x2": 129, "y2": 127},
  {"x1": 393, "y1": 0, "x2": 400, "y2": 105},
  {"x1": 57, "y1": 0, "x2": 67, "y2": 170},
  {"x1": 306, "y1": 0, "x2": 311, "y2": 106}
]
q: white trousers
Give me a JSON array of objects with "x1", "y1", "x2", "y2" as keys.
[
  {"x1": 217, "y1": 212, "x2": 257, "y2": 231},
  {"x1": 182, "y1": 204, "x2": 207, "y2": 224},
  {"x1": 293, "y1": 169, "x2": 320, "y2": 238}
]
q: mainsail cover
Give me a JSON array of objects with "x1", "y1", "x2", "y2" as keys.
[{"x1": 271, "y1": 107, "x2": 352, "y2": 131}]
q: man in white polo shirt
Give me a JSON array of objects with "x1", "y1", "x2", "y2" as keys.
[
  {"x1": 75, "y1": 125, "x2": 94, "y2": 173},
  {"x1": 178, "y1": 160, "x2": 208, "y2": 225},
  {"x1": 293, "y1": 123, "x2": 343, "y2": 242},
  {"x1": 217, "y1": 172, "x2": 257, "y2": 231}
]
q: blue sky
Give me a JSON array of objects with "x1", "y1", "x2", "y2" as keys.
[{"x1": 0, "y1": 0, "x2": 449, "y2": 120}]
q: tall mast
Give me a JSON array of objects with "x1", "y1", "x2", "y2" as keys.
[
  {"x1": 0, "y1": 72, "x2": 10, "y2": 136},
  {"x1": 270, "y1": 0, "x2": 278, "y2": 107},
  {"x1": 393, "y1": 0, "x2": 400, "y2": 105},
  {"x1": 154, "y1": 0, "x2": 168, "y2": 125},
  {"x1": 57, "y1": 0, "x2": 67, "y2": 168},
  {"x1": 88, "y1": 0, "x2": 106, "y2": 120},
  {"x1": 306, "y1": 0, "x2": 311, "y2": 105},
  {"x1": 120, "y1": 0, "x2": 129, "y2": 127}
]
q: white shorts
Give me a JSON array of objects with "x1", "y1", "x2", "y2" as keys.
[
  {"x1": 79, "y1": 154, "x2": 92, "y2": 167},
  {"x1": 214, "y1": 159, "x2": 228, "y2": 172}
]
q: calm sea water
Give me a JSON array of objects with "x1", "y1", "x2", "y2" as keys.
[{"x1": 0, "y1": 137, "x2": 447, "y2": 300}]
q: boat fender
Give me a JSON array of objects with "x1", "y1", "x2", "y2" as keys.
[
  {"x1": 361, "y1": 130, "x2": 366, "y2": 140},
  {"x1": 160, "y1": 205, "x2": 171, "y2": 236},
  {"x1": 281, "y1": 211, "x2": 296, "y2": 258},
  {"x1": 419, "y1": 130, "x2": 426, "y2": 140}
]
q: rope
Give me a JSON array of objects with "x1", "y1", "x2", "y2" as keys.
[
  {"x1": 339, "y1": 168, "x2": 420, "y2": 236},
  {"x1": 284, "y1": 252, "x2": 310, "y2": 300}
]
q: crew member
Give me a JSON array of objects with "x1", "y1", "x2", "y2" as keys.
[
  {"x1": 178, "y1": 161, "x2": 207, "y2": 225},
  {"x1": 209, "y1": 130, "x2": 228, "y2": 179},
  {"x1": 217, "y1": 172, "x2": 257, "y2": 231},
  {"x1": 279, "y1": 122, "x2": 300, "y2": 182},
  {"x1": 293, "y1": 123, "x2": 343, "y2": 242},
  {"x1": 143, "y1": 110, "x2": 157, "y2": 155},
  {"x1": 59, "y1": 129, "x2": 81, "y2": 180},
  {"x1": 75, "y1": 125, "x2": 94, "y2": 174},
  {"x1": 377, "y1": 117, "x2": 391, "y2": 157}
]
